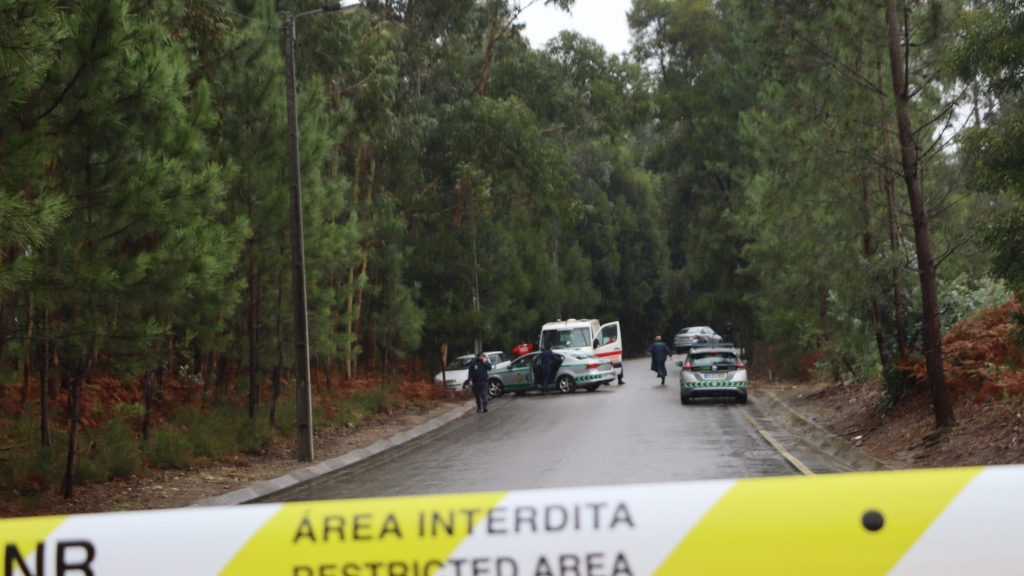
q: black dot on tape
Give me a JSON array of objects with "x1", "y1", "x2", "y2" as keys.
[{"x1": 862, "y1": 510, "x2": 884, "y2": 531}]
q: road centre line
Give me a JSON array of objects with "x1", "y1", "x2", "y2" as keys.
[{"x1": 737, "y1": 406, "x2": 816, "y2": 476}]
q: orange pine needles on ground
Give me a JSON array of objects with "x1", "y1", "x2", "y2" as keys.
[{"x1": 903, "y1": 300, "x2": 1024, "y2": 402}]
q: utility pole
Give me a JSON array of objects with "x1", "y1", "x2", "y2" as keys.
[
  {"x1": 551, "y1": 218, "x2": 560, "y2": 319},
  {"x1": 284, "y1": 18, "x2": 314, "y2": 462},
  {"x1": 283, "y1": 0, "x2": 361, "y2": 463},
  {"x1": 468, "y1": 185, "x2": 482, "y2": 355}
]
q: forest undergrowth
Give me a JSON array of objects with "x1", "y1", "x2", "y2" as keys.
[
  {"x1": 902, "y1": 300, "x2": 1024, "y2": 404},
  {"x1": 0, "y1": 371, "x2": 453, "y2": 499},
  {"x1": 776, "y1": 301, "x2": 1024, "y2": 471}
]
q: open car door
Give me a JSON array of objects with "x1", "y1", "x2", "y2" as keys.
[{"x1": 593, "y1": 321, "x2": 623, "y2": 383}]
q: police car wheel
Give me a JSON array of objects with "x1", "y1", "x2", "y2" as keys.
[
  {"x1": 488, "y1": 379, "x2": 504, "y2": 398},
  {"x1": 584, "y1": 384, "x2": 598, "y2": 392},
  {"x1": 557, "y1": 375, "x2": 576, "y2": 394},
  {"x1": 681, "y1": 394, "x2": 690, "y2": 405},
  {"x1": 737, "y1": 393, "x2": 747, "y2": 405}
]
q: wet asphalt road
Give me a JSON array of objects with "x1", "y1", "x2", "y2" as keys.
[{"x1": 267, "y1": 358, "x2": 844, "y2": 502}]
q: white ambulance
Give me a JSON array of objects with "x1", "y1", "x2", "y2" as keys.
[{"x1": 539, "y1": 319, "x2": 624, "y2": 384}]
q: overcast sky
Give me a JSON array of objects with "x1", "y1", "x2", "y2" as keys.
[{"x1": 517, "y1": 0, "x2": 635, "y2": 56}]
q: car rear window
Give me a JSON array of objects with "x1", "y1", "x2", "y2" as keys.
[
  {"x1": 689, "y1": 353, "x2": 739, "y2": 367},
  {"x1": 446, "y1": 357, "x2": 473, "y2": 370},
  {"x1": 564, "y1": 350, "x2": 595, "y2": 360}
]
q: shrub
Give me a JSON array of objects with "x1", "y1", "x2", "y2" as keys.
[
  {"x1": 143, "y1": 427, "x2": 195, "y2": 469},
  {"x1": 0, "y1": 417, "x2": 67, "y2": 493},
  {"x1": 75, "y1": 413, "x2": 145, "y2": 483}
]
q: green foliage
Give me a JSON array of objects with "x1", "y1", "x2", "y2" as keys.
[
  {"x1": 2, "y1": 0, "x2": 1019, "y2": 500},
  {"x1": 75, "y1": 413, "x2": 146, "y2": 483},
  {"x1": 939, "y1": 274, "x2": 1012, "y2": 330},
  {"x1": 953, "y1": 0, "x2": 1024, "y2": 330},
  {"x1": 143, "y1": 427, "x2": 196, "y2": 469},
  {"x1": 0, "y1": 418, "x2": 66, "y2": 492}
]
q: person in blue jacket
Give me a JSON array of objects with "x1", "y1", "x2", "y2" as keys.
[
  {"x1": 468, "y1": 354, "x2": 493, "y2": 413},
  {"x1": 539, "y1": 345, "x2": 558, "y2": 395},
  {"x1": 649, "y1": 336, "x2": 673, "y2": 386}
]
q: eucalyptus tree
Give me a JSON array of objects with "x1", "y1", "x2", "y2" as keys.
[{"x1": 628, "y1": 0, "x2": 758, "y2": 340}]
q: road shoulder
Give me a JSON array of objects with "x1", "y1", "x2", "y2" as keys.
[{"x1": 753, "y1": 392, "x2": 889, "y2": 472}]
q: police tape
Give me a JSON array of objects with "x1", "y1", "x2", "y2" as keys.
[{"x1": 4, "y1": 465, "x2": 1024, "y2": 576}]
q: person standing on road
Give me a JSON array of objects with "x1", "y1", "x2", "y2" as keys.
[
  {"x1": 724, "y1": 320, "x2": 735, "y2": 345},
  {"x1": 649, "y1": 336, "x2": 673, "y2": 386},
  {"x1": 468, "y1": 354, "x2": 493, "y2": 413},
  {"x1": 539, "y1": 345, "x2": 558, "y2": 395}
]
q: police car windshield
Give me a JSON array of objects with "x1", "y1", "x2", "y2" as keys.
[{"x1": 542, "y1": 328, "x2": 590, "y2": 349}]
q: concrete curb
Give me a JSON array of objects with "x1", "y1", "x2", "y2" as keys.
[
  {"x1": 755, "y1": 391, "x2": 889, "y2": 472},
  {"x1": 190, "y1": 400, "x2": 478, "y2": 507}
]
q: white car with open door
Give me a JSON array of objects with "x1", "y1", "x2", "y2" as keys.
[{"x1": 539, "y1": 319, "x2": 624, "y2": 384}]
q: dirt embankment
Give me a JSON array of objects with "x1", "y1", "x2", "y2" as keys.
[{"x1": 752, "y1": 302, "x2": 1024, "y2": 469}]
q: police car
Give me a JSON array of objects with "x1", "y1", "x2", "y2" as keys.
[
  {"x1": 539, "y1": 319, "x2": 623, "y2": 384},
  {"x1": 675, "y1": 345, "x2": 748, "y2": 404},
  {"x1": 486, "y1": 350, "x2": 616, "y2": 397}
]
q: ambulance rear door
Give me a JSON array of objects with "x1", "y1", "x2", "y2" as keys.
[{"x1": 593, "y1": 321, "x2": 623, "y2": 374}]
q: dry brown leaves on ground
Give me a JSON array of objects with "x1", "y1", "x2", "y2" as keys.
[
  {"x1": 902, "y1": 300, "x2": 1024, "y2": 402},
  {"x1": 776, "y1": 379, "x2": 1024, "y2": 470}
]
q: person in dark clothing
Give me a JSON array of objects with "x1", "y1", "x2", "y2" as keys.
[
  {"x1": 649, "y1": 336, "x2": 673, "y2": 386},
  {"x1": 724, "y1": 321, "x2": 735, "y2": 345},
  {"x1": 467, "y1": 354, "x2": 493, "y2": 412},
  {"x1": 539, "y1": 345, "x2": 558, "y2": 395}
]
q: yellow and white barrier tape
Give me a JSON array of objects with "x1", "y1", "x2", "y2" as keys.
[{"x1": 4, "y1": 465, "x2": 1024, "y2": 575}]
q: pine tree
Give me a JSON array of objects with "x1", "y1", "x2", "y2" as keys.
[{"x1": 20, "y1": 0, "x2": 242, "y2": 497}]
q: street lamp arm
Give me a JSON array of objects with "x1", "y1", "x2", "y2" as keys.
[
  {"x1": 295, "y1": 1, "x2": 360, "y2": 20},
  {"x1": 322, "y1": 0, "x2": 361, "y2": 12},
  {"x1": 294, "y1": 8, "x2": 325, "y2": 20}
]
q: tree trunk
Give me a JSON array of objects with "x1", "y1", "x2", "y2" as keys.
[
  {"x1": 142, "y1": 368, "x2": 155, "y2": 440},
  {"x1": 884, "y1": 0, "x2": 955, "y2": 427},
  {"x1": 345, "y1": 265, "x2": 355, "y2": 379},
  {"x1": 63, "y1": 353, "x2": 94, "y2": 499},
  {"x1": 0, "y1": 296, "x2": 8, "y2": 398},
  {"x1": 247, "y1": 197, "x2": 260, "y2": 418},
  {"x1": 215, "y1": 353, "x2": 228, "y2": 395},
  {"x1": 21, "y1": 293, "x2": 34, "y2": 406},
  {"x1": 63, "y1": 377, "x2": 81, "y2": 498},
  {"x1": 38, "y1": 331, "x2": 50, "y2": 448},
  {"x1": 884, "y1": 163, "x2": 908, "y2": 358},
  {"x1": 271, "y1": 241, "x2": 285, "y2": 426},
  {"x1": 878, "y1": 62, "x2": 909, "y2": 361},
  {"x1": 862, "y1": 182, "x2": 890, "y2": 369},
  {"x1": 270, "y1": 364, "x2": 282, "y2": 427}
]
